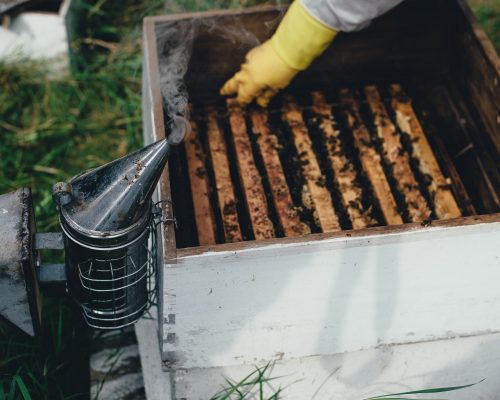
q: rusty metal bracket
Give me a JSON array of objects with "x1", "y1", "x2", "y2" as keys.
[
  {"x1": 34, "y1": 233, "x2": 66, "y2": 282},
  {"x1": 34, "y1": 232, "x2": 64, "y2": 250},
  {"x1": 153, "y1": 200, "x2": 178, "y2": 229},
  {"x1": 38, "y1": 263, "x2": 67, "y2": 283}
]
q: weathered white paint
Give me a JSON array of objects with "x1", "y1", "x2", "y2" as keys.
[
  {"x1": 136, "y1": 307, "x2": 172, "y2": 400},
  {"x1": 173, "y1": 332, "x2": 500, "y2": 400},
  {"x1": 162, "y1": 221, "x2": 500, "y2": 370},
  {"x1": 0, "y1": 189, "x2": 35, "y2": 336},
  {"x1": 0, "y1": 0, "x2": 72, "y2": 75},
  {"x1": 136, "y1": 310, "x2": 500, "y2": 400}
]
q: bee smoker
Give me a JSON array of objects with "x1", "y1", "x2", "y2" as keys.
[{"x1": 0, "y1": 137, "x2": 173, "y2": 334}]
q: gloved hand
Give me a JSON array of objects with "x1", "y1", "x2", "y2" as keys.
[
  {"x1": 220, "y1": 40, "x2": 298, "y2": 107},
  {"x1": 220, "y1": 0, "x2": 338, "y2": 107}
]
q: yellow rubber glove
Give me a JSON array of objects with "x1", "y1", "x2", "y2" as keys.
[{"x1": 220, "y1": 1, "x2": 338, "y2": 107}]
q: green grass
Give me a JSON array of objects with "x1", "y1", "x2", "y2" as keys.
[
  {"x1": 207, "y1": 365, "x2": 483, "y2": 400},
  {"x1": 0, "y1": 0, "x2": 498, "y2": 398},
  {"x1": 0, "y1": 297, "x2": 89, "y2": 399},
  {"x1": 209, "y1": 364, "x2": 282, "y2": 400},
  {"x1": 363, "y1": 379, "x2": 484, "y2": 400},
  {"x1": 0, "y1": 0, "x2": 164, "y2": 397},
  {"x1": 469, "y1": 0, "x2": 500, "y2": 51},
  {"x1": 0, "y1": 0, "x2": 162, "y2": 232}
]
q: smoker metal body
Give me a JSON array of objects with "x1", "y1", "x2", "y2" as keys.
[
  {"x1": 60, "y1": 204, "x2": 157, "y2": 329},
  {"x1": 52, "y1": 138, "x2": 172, "y2": 329},
  {"x1": 141, "y1": 0, "x2": 500, "y2": 396}
]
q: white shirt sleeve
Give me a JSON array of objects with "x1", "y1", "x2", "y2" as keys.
[{"x1": 299, "y1": 0, "x2": 405, "y2": 32}]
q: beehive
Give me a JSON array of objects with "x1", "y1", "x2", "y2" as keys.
[{"x1": 141, "y1": 0, "x2": 500, "y2": 396}]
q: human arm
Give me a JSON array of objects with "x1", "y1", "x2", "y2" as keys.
[{"x1": 220, "y1": 0, "x2": 404, "y2": 107}]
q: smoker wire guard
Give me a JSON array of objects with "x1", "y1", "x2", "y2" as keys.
[{"x1": 57, "y1": 201, "x2": 168, "y2": 330}]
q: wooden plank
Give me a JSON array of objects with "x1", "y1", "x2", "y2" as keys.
[
  {"x1": 282, "y1": 98, "x2": 341, "y2": 233},
  {"x1": 143, "y1": 18, "x2": 176, "y2": 263},
  {"x1": 390, "y1": 84, "x2": 461, "y2": 220},
  {"x1": 138, "y1": 309, "x2": 500, "y2": 400},
  {"x1": 339, "y1": 89, "x2": 403, "y2": 226},
  {"x1": 226, "y1": 99, "x2": 275, "y2": 240},
  {"x1": 166, "y1": 333, "x2": 500, "y2": 399},
  {"x1": 163, "y1": 220, "x2": 500, "y2": 369},
  {"x1": 453, "y1": 0, "x2": 500, "y2": 156},
  {"x1": 364, "y1": 86, "x2": 431, "y2": 222},
  {"x1": 311, "y1": 91, "x2": 375, "y2": 229},
  {"x1": 205, "y1": 105, "x2": 242, "y2": 243},
  {"x1": 138, "y1": 310, "x2": 500, "y2": 399},
  {"x1": 249, "y1": 108, "x2": 310, "y2": 237},
  {"x1": 143, "y1": 19, "x2": 173, "y2": 374},
  {"x1": 177, "y1": 213, "x2": 500, "y2": 257},
  {"x1": 135, "y1": 308, "x2": 172, "y2": 399},
  {"x1": 184, "y1": 112, "x2": 217, "y2": 245},
  {"x1": 421, "y1": 84, "x2": 489, "y2": 215},
  {"x1": 424, "y1": 115, "x2": 477, "y2": 216}
]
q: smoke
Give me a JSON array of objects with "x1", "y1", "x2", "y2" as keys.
[
  {"x1": 156, "y1": 4, "x2": 285, "y2": 145},
  {"x1": 157, "y1": 21, "x2": 195, "y2": 145}
]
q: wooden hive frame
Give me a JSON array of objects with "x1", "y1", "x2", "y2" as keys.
[{"x1": 142, "y1": 0, "x2": 500, "y2": 389}]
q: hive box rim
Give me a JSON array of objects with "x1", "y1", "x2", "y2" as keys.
[
  {"x1": 175, "y1": 213, "x2": 500, "y2": 258},
  {"x1": 143, "y1": 4, "x2": 285, "y2": 25},
  {"x1": 143, "y1": 0, "x2": 500, "y2": 262}
]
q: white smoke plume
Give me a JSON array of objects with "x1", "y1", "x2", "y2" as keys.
[{"x1": 156, "y1": 3, "x2": 285, "y2": 145}]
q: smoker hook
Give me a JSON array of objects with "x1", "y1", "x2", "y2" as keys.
[
  {"x1": 153, "y1": 199, "x2": 173, "y2": 215},
  {"x1": 154, "y1": 199, "x2": 173, "y2": 208},
  {"x1": 153, "y1": 199, "x2": 178, "y2": 229},
  {"x1": 158, "y1": 216, "x2": 178, "y2": 229}
]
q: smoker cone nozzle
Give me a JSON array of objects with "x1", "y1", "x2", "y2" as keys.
[{"x1": 54, "y1": 137, "x2": 172, "y2": 242}]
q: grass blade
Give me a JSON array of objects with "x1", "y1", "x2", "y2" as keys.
[
  {"x1": 210, "y1": 363, "x2": 282, "y2": 400},
  {"x1": 0, "y1": 354, "x2": 29, "y2": 369},
  {"x1": 14, "y1": 376, "x2": 32, "y2": 400},
  {"x1": 56, "y1": 304, "x2": 63, "y2": 354},
  {"x1": 8, "y1": 378, "x2": 16, "y2": 400},
  {"x1": 365, "y1": 379, "x2": 485, "y2": 399},
  {"x1": 366, "y1": 398, "x2": 445, "y2": 400}
]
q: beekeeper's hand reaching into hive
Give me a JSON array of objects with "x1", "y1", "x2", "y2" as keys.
[{"x1": 220, "y1": 0, "x2": 404, "y2": 107}]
